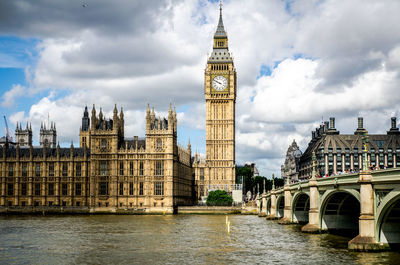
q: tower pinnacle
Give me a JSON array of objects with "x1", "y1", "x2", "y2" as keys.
[{"x1": 215, "y1": 0, "x2": 226, "y2": 38}]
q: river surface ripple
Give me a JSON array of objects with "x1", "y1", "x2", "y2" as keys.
[{"x1": 0, "y1": 215, "x2": 399, "y2": 265}]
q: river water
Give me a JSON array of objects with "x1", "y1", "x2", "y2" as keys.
[{"x1": 0, "y1": 215, "x2": 399, "y2": 264}]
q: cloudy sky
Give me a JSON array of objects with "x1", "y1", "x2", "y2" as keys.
[{"x1": 1, "y1": 0, "x2": 400, "y2": 178}]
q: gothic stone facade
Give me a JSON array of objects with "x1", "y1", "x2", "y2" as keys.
[
  {"x1": 281, "y1": 140, "x2": 302, "y2": 183},
  {"x1": 0, "y1": 105, "x2": 192, "y2": 213},
  {"x1": 193, "y1": 6, "x2": 237, "y2": 200}
]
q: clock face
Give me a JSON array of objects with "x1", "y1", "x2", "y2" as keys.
[{"x1": 212, "y1": 75, "x2": 228, "y2": 91}]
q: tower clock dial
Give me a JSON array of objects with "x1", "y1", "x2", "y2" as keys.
[{"x1": 212, "y1": 75, "x2": 228, "y2": 91}]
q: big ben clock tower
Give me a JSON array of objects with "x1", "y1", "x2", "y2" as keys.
[{"x1": 196, "y1": 2, "x2": 236, "y2": 194}]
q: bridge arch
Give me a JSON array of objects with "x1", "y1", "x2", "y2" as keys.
[
  {"x1": 266, "y1": 197, "x2": 271, "y2": 216},
  {"x1": 319, "y1": 189, "x2": 360, "y2": 236},
  {"x1": 291, "y1": 191, "x2": 310, "y2": 223},
  {"x1": 376, "y1": 189, "x2": 400, "y2": 247},
  {"x1": 276, "y1": 194, "x2": 285, "y2": 218}
]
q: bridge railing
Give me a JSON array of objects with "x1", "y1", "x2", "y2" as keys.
[{"x1": 258, "y1": 168, "x2": 400, "y2": 199}]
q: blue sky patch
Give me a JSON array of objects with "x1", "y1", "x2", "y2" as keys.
[{"x1": 0, "y1": 36, "x2": 40, "y2": 68}]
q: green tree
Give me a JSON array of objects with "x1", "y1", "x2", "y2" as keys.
[
  {"x1": 236, "y1": 166, "x2": 253, "y2": 193},
  {"x1": 236, "y1": 165, "x2": 285, "y2": 194},
  {"x1": 206, "y1": 190, "x2": 233, "y2": 206}
]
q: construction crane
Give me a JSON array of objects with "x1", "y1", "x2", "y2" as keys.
[{"x1": 3, "y1": 115, "x2": 13, "y2": 142}]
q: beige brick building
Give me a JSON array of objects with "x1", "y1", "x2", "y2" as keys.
[
  {"x1": 0, "y1": 104, "x2": 192, "y2": 214},
  {"x1": 193, "y1": 5, "x2": 237, "y2": 200}
]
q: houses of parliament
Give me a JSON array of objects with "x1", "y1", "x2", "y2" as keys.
[{"x1": 0, "y1": 5, "x2": 237, "y2": 213}]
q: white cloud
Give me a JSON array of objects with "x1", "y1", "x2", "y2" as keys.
[
  {"x1": 2, "y1": 0, "x2": 400, "y2": 178},
  {"x1": 1, "y1": 84, "x2": 26, "y2": 107}
]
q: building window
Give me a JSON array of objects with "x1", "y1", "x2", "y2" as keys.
[
  {"x1": 156, "y1": 139, "x2": 162, "y2": 149},
  {"x1": 139, "y1": 161, "x2": 144, "y2": 176},
  {"x1": 62, "y1": 183, "x2": 68, "y2": 196},
  {"x1": 129, "y1": 162, "x2": 133, "y2": 176},
  {"x1": 100, "y1": 161, "x2": 109, "y2": 176},
  {"x1": 49, "y1": 163, "x2": 54, "y2": 177},
  {"x1": 119, "y1": 182, "x2": 124, "y2": 196},
  {"x1": 154, "y1": 182, "x2": 164, "y2": 196},
  {"x1": 76, "y1": 183, "x2": 82, "y2": 196},
  {"x1": 7, "y1": 183, "x2": 13, "y2": 196},
  {"x1": 101, "y1": 139, "x2": 107, "y2": 149},
  {"x1": 62, "y1": 163, "x2": 68, "y2": 177},
  {"x1": 8, "y1": 164, "x2": 14, "y2": 177},
  {"x1": 139, "y1": 182, "x2": 144, "y2": 195},
  {"x1": 21, "y1": 183, "x2": 27, "y2": 196},
  {"x1": 35, "y1": 183, "x2": 41, "y2": 196},
  {"x1": 200, "y1": 168, "x2": 204, "y2": 181},
  {"x1": 375, "y1": 140, "x2": 385, "y2": 148},
  {"x1": 371, "y1": 148, "x2": 376, "y2": 153},
  {"x1": 119, "y1": 161, "x2": 124, "y2": 176},
  {"x1": 129, "y1": 182, "x2": 134, "y2": 195},
  {"x1": 22, "y1": 163, "x2": 28, "y2": 177},
  {"x1": 48, "y1": 183, "x2": 54, "y2": 196},
  {"x1": 99, "y1": 182, "x2": 109, "y2": 195},
  {"x1": 76, "y1": 163, "x2": 82, "y2": 177},
  {"x1": 155, "y1": 161, "x2": 164, "y2": 176},
  {"x1": 35, "y1": 164, "x2": 41, "y2": 177}
]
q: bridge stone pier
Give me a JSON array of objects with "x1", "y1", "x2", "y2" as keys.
[{"x1": 257, "y1": 168, "x2": 400, "y2": 251}]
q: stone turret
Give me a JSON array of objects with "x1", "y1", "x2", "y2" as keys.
[
  {"x1": 15, "y1": 122, "x2": 32, "y2": 146},
  {"x1": 40, "y1": 121, "x2": 56, "y2": 148},
  {"x1": 113, "y1": 104, "x2": 119, "y2": 132},
  {"x1": 91, "y1": 104, "x2": 96, "y2": 129},
  {"x1": 80, "y1": 106, "x2": 92, "y2": 148},
  {"x1": 119, "y1": 107, "x2": 124, "y2": 136},
  {"x1": 146, "y1": 104, "x2": 151, "y2": 131},
  {"x1": 82, "y1": 106, "x2": 90, "y2": 131}
]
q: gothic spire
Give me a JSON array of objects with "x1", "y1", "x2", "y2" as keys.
[
  {"x1": 84, "y1": 105, "x2": 89, "y2": 117},
  {"x1": 120, "y1": 107, "x2": 124, "y2": 119},
  {"x1": 214, "y1": 0, "x2": 227, "y2": 38}
]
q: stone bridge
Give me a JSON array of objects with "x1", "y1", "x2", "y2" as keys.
[{"x1": 257, "y1": 168, "x2": 400, "y2": 251}]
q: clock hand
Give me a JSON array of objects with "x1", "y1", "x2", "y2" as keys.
[{"x1": 215, "y1": 80, "x2": 222, "y2": 85}]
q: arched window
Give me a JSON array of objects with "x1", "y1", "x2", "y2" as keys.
[
  {"x1": 101, "y1": 139, "x2": 107, "y2": 149},
  {"x1": 156, "y1": 139, "x2": 162, "y2": 149}
]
